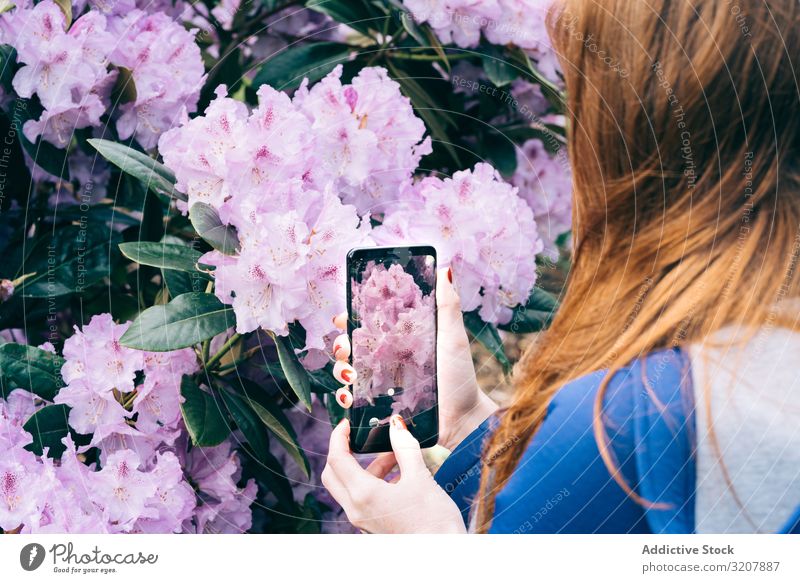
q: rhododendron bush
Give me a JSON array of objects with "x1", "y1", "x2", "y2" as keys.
[{"x1": 0, "y1": 0, "x2": 570, "y2": 533}]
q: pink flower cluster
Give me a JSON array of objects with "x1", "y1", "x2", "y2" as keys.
[
  {"x1": 159, "y1": 65, "x2": 433, "y2": 349},
  {"x1": 0, "y1": 314, "x2": 257, "y2": 533},
  {"x1": 403, "y1": 0, "x2": 560, "y2": 81},
  {"x1": 0, "y1": 0, "x2": 204, "y2": 149},
  {"x1": 511, "y1": 138, "x2": 572, "y2": 259},
  {"x1": 375, "y1": 163, "x2": 543, "y2": 324},
  {"x1": 351, "y1": 262, "x2": 436, "y2": 416}
]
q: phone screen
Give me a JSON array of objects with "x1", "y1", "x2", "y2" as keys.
[{"x1": 346, "y1": 246, "x2": 438, "y2": 453}]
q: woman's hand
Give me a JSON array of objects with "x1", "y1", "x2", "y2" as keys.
[
  {"x1": 322, "y1": 415, "x2": 466, "y2": 533},
  {"x1": 331, "y1": 267, "x2": 497, "y2": 450}
]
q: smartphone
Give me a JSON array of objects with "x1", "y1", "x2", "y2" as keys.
[{"x1": 346, "y1": 245, "x2": 439, "y2": 453}]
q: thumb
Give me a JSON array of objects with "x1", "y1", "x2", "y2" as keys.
[{"x1": 389, "y1": 415, "x2": 426, "y2": 478}]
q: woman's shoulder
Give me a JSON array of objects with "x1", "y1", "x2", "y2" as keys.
[{"x1": 495, "y1": 347, "x2": 696, "y2": 533}]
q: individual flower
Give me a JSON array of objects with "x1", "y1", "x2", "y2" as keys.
[
  {"x1": 89, "y1": 449, "x2": 158, "y2": 531},
  {"x1": 133, "y1": 452, "x2": 196, "y2": 534},
  {"x1": 59, "y1": 314, "x2": 143, "y2": 394},
  {"x1": 511, "y1": 138, "x2": 572, "y2": 259},
  {"x1": 374, "y1": 163, "x2": 543, "y2": 323}
]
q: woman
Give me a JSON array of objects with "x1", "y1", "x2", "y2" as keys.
[{"x1": 322, "y1": 0, "x2": 800, "y2": 533}]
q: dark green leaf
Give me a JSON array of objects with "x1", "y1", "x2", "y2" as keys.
[
  {"x1": 0, "y1": 344, "x2": 64, "y2": 401},
  {"x1": 463, "y1": 311, "x2": 511, "y2": 374},
  {"x1": 273, "y1": 333, "x2": 312, "y2": 411},
  {"x1": 236, "y1": 380, "x2": 310, "y2": 478},
  {"x1": 498, "y1": 288, "x2": 559, "y2": 334},
  {"x1": 483, "y1": 132, "x2": 518, "y2": 177},
  {"x1": 252, "y1": 42, "x2": 352, "y2": 91},
  {"x1": 162, "y1": 269, "x2": 199, "y2": 299},
  {"x1": 387, "y1": 61, "x2": 460, "y2": 166},
  {"x1": 19, "y1": 224, "x2": 119, "y2": 298},
  {"x1": 0, "y1": 45, "x2": 18, "y2": 92},
  {"x1": 220, "y1": 389, "x2": 271, "y2": 463},
  {"x1": 527, "y1": 287, "x2": 559, "y2": 312},
  {"x1": 325, "y1": 390, "x2": 346, "y2": 427},
  {"x1": 119, "y1": 241, "x2": 210, "y2": 277},
  {"x1": 120, "y1": 292, "x2": 236, "y2": 351},
  {"x1": 180, "y1": 375, "x2": 230, "y2": 446},
  {"x1": 87, "y1": 138, "x2": 185, "y2": 202},
  {"x1": 306, "y1": 0, "x2": 387, "y2": 37},
  {"x1": 23, "y1": 404, "x2": 70, "y2": 458},
  {"x1": 188, "y1": 203, "x2": 240, "y2": 255},
  {"x1": 481, "y1": 46, "x2": 518, "y2": 87}
]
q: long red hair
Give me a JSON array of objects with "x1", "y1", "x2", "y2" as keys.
[{"x1": 476, "y1": 0, "x2": 800, "y2": 531}]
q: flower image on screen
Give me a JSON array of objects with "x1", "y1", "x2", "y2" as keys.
[{"x1": 349, "y1": 254, "x2": 437, "y2": 434}]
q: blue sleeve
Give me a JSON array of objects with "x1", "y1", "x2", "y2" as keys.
[
  {"x1": 434, "y1": 418, "x2": 495, "y2": 524},
  {"x1": 435, "y1": 348, "x2": 696, "y2": 533}
]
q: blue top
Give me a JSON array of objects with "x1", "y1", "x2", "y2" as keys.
[{"x1": 434, "y1": 348, "x2": 800, "y2": 534}]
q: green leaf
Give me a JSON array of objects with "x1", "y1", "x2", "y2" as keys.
[
  {"x1": 87, "y1": 138, "x2": 185, "y2": 202},
  {"x1": 19, "y1": 224, "x2": 119, "y2": 298},
  {"x1": 481, "y1": 46, "x2": 518, "y2": 87},
  {"x1": 0, "y1": 44, "x2": 17, "y2": 92},
  {"x1": 527, "y1": 287, "x2": 559, "y2": 312},
  {"x1": 463, "y1": 311, "x2": 511, "y2": 374},
  {"x1": 53, "y1": 0, "x2": 72, "y2": 27},
  {"x1": 483, "y1": 132, "x2": 517, "y2": 177},
  {"x1": 387, "y1": 61, "x2": 460, "y2": 166},
  {"x1": 120, "y1": 292, "x2": 236, "y2": 351},
  {"x1": 273, "y1": 333, "x2": 312, "y2": 411},
  {"x1": 0, "y1": 344, "x2": 64, "y2": 401},
  {"x1": 110, "y1": 66, "x2": 137, "y2": 105},
  {"x1": 23, "y1": 404, "x2": 70, "y2": 458},
  {"x1": 325, "y1": 390, "x2": 346, "y2": 427},
  {"x1": 306, "y1": 0, "x2": 386, "y2": 38},
  {"x1": 180, "y1": 375, "x2": 230, "y2": 446},
  {"x1": 252, "y1": 42, "x2": 352, "y2": 91},
  {"x1": 162, "y1": 269, "x2": 197, "y2": 299},
  {"x1": 237, "y1": 381, "x2": 310, "y2": 478},
  {"x1": 189, "y1": 203, "x2": 240, "y2": 255},
  {"x1": 119, "y1": 241, "x2": 210, "y2": 277},
  {"x1": 498, "y1": 288, "x2": 559, "y2": 334},
  {"x1": 220, "y1": 389, "x2": 271, "y2": 463}
]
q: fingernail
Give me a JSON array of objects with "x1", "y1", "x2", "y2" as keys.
[
  {"x1": 333, "y1": 360, "x2": 357, "y2": 385},
  {"x1": 390, "y1": 414, "x2": 406, "y2": 430},
  {"x1": 447, "y1": 267, "x2": 453, "y2": 283},
  {"x1": 336, "y1": 387, "x2": 353, "y2": 409},
  {"x1": 332, "y1": 333, "x2": 350, "y2": 359}
]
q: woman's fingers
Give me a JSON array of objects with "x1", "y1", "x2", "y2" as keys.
[
  {"x1": 335, "y1": 387, "x2": 353, "y2": 408},
  {"x1": 366, "y1": 452, "x2": 398, "y2": 479},
  {"x1": 333, "y1": 312, "x2": 347, "y2": 330},
  {"x1": 325, "y1": 419, "x2": 374, "y2": 489},
  {"x1": 333, "y1": 360, "x2": 357, "y2": 385},
  {"x1": 332, "y1": 333, "x2": 350, "y2": 360},
  {"x1": 389, "y1": 415, "x2": 427, "y2": 479}
]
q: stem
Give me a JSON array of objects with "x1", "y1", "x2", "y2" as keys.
[
  {"x1": 216, "y1": 347, "x2": 260, "y2": 375},
  {"x1": 205, "y1": 332, "x2": 242, "y2": 371},
  {"x1": 388, "y1": 50, "x2": 474, "y2": 62}
]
